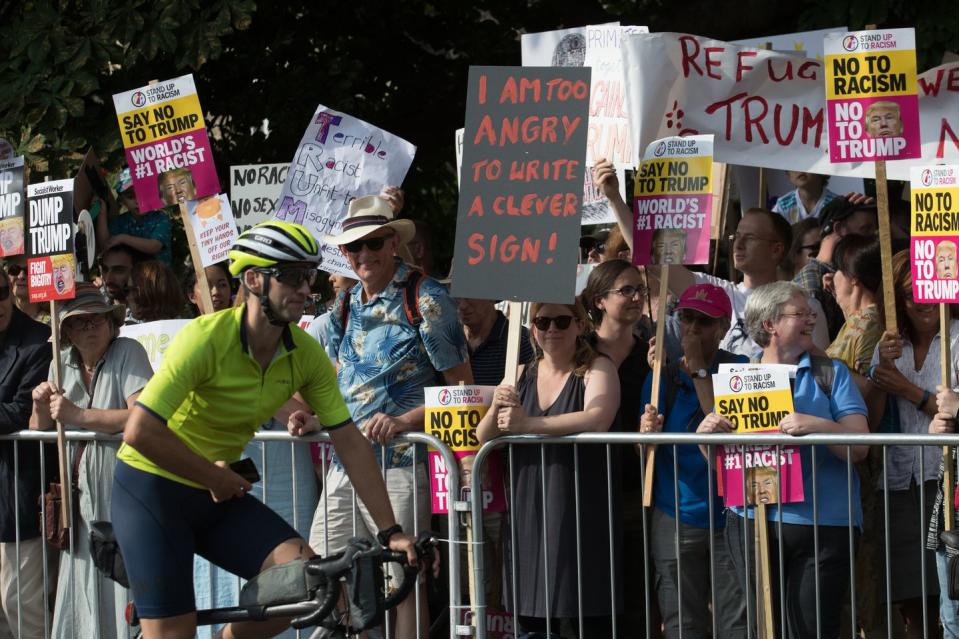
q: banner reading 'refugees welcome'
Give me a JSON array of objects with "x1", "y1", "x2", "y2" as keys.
[
  {"x1": 27, "y1": 180, "x2": 76, "y2": 303},
  {"x1": 113, "y1": 75, "x2": 220, "y2": 214},
  {"x1": 450, "y1": 66, "x2": 590, "y2": 304},
  {"x1": 273, "y1": 106, "x2": 416, "y2": 278}
]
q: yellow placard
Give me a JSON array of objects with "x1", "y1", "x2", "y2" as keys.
[
  {"x1": 116, "y1": 94, "x2": 206, "y2": 147},
  {"x1": 635, "y1": 156, "x2": 712, "y2": 196},
  {"x1": 911, "y1": 187, "x2": 959, "y2": 236},
  {"x1": 825, "y1": 50, "x2": 918, "y2": 99}
]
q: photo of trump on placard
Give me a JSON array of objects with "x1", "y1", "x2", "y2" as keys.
[
  {"x1": 863, "y1": 101, "x2": 903, "y2": 138},
  {"x1": 936, "y1": 240, "x2": 958, "y2": 279}
]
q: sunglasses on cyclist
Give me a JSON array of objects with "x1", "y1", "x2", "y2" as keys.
[
  {"x1": 0, "y1": 286, "x2": 9, "y2": 302},
  {"x1": 342, "y1": 233, "x2": 395, "y2": 254},
  {"x1": 531, "y1": 315, "x2": 576, "y2": 331},
  {"x1": 255, "y1": 266, "x2": 320, "y2": 288}
]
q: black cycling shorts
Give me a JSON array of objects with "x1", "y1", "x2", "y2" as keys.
[{"x1": 111, "y1": 460, "x2": 300, "y2": 619}]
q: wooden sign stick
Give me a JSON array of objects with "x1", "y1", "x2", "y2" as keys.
[
  {"x1": 502, "y1": 301, "x2": 523, "y2": 386},
  {"x1": 756, "y1": 503, "x2": 775, "y2": 637},
  {"x1": 642, "y1": 265, "x2": 669, "y2": 506},
  {"x1": 942, "y1": 303, "x2": 954, "y2": 530},
  {"x1": 711, "y1": 163, "x2": 731, "y2": 276},
  {"x1": 178, "y1": 201, "x2": 215, "y2": 314},
  {"x1": 50, "y1": 300, "x2": 71, "y2": 525}
]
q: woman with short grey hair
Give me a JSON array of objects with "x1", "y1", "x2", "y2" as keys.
[{"x1": 696, "y1": 280, "x2": 869, "y2": 636}]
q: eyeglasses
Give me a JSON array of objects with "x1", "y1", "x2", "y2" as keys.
[
  {"x1": 606, "y1": 285, "x2": 648, "y2": 299},
  {"x1": 532, "y1": 315, "x2": 575, "y2": 331},
  {"x1": 779, "y1": 310, "x2": 818, "y2": 321},
  {"x1": 0, "y1": 287, "x2": 9, "y2": 301},
  {"x1": 6, "y1": 265, "x2": 25, "y2": 278},
  {"x1": 64, "y1": 314, "x2": 108, "y2": 331},
  {"x1": 256, "y1": 266, "x2": 320, "y2": 288},
  {"x1": 343, "y1": 233, "x2": 394, "y2": 254},
  {"x1": 728, "y1": 233, "x2": 780, "y2": 245},
  {"x1": 677, "y1": 310, "x2": 722, "y2": 326}
]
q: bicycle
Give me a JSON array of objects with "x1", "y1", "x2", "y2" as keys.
[{"x1": 89, "y1": 521, "x2": 438, "y2": 638}]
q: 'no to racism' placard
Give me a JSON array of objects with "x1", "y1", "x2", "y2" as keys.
[
  {"x1": 0, "y1": 156, "x2": 25, "y2": 258},
  {"x1": 113, "y1": 75, "x2": 220, "y2": 214},
  {"x1": 825, "y1": 28, "x2": 920, "y2": 163},
  {"x1": 632, "y1": 135, "x2": 713, "y2": 266},
  {"x1": 450, "y1": 66, "x2": 591, "y2": 304},
  {"x1": 26, "y1": 180, "x2": 76, "y2": 303},
  {"x1": 911, "y1": 165, "x2": 959, "y2": 302}
]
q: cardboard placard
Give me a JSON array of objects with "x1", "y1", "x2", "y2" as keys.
[
  {"x1": 0, "y1": 156, "x2": 25, "y2": 257},
  {"x1": 273, "y1": 106, "x2": 415, "y2": 278},
  {"x1": 824, "y1": 28, "x2": 920, "y2": 163},
  {"x1": 119, "y1": 319, "x2": 190, "y2": 370},
  {"x1": 910, "y1": 165, "x2": 959, "y2": 302},
  {"x1": 449, "y1": 66, "x2": 590, "y2": 304},
  {"x1": 632, "y1": 135, "x2": 713, "y2": 266},
  {"x1": 229, "y1": 163, "x2": 289, "y2": 233},
  {"x1": 26, "y1": 180, "x2": 76, "y2": 303},
  {"x1": 112, "y1": 74, "x2": 220, "y2": 214},
  {"x1": 713, "y1": 366, "x2": 804, "y2": 507},
  {"x1": 183, "y1": 194, "x2": 239, "y2": 267}
]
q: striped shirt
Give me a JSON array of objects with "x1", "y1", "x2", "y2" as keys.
[{"x1": 772, "y1": 188, "x2": 840, "y2": 224}]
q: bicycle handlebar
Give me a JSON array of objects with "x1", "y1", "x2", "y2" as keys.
[{"x1": 290, "y1": 532, "x2": 437, "y2": 631}]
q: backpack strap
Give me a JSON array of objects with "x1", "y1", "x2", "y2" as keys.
[
  {"x1": 402, "y1": 270, "x2": 425, "y2": 327},
  {"x1": 809, "y1": 354, "x2": 836, "y2": 400},
  {"x1": 336, "y1": 288, "x2": 351, "y2": 339}
]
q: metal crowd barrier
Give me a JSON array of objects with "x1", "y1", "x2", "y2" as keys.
[
  {"x1": 0, "y1": 430, "x2": 462, "y2": 639},
  {"x1": 468, "y1": 432, "x2": 959, "y2": 639}
]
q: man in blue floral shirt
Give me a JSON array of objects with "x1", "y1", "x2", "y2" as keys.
[{"x1": 311, "y1": 192, "x2": 471, "y2": 639}]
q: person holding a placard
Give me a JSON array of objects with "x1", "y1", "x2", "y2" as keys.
[
  {"x1": 697, "y1": 281, "x2": 869, "y2": 638},
  {"x1": 928, "y1": 396, "x2": 959, "y2": 636},
  {"x1": 95, "y1": 168, "x2": 172, "y2": 265},
  {"x1": 29, "y1": 284, "x2": 153, "y2": 638},
  {"x1": 315, "y1": 196, "x2": 471, "y2": 639},
  {"x1": 478, "y1": 298, "x2": 621, "y2": 636},
  {"x1": 866, "y1": 251, "x2": 959, "y2": 634},
  {"x1": 0, "y1": 263, "x2": 52, "y2": 639},
  {"x1": 639, "y1": 283, "x2": 748, "y2": 638}
]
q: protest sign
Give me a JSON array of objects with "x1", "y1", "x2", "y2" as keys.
[
  {"x1": 713, "y1": 366, "x2": 803, "y2": 507},
  {"x1": 450, "y1": 66, "x2": 590, "y2": 304},
  {"x1": 0, "y1": 157, "x2": 25, "y2": 258},
  {"x1": 621, "y1": 32, "x2": 875, "y2": 178},
  {"x1": 120, "y1": 320, "x2": 190, "y2": 370},
  {"x1": 113, "y1": 75, "x2": 220, "y2": 214},
  {"x1": 273, "y1": 106, "x2": 416, "y2": 278},
  {"x1": 910, "y1": 165, "x2": 959, "y2": 302},
  {"x1": 73, "y1": 149, "x2": 113, "y2": 275},
  {"x1": 632, "y1": 135, "x2": 713, "y2": 266},
  {"x1": 824, "y1": 28, "x2": 920, "y2": 163},
  {"x1": 888, "y1": 61, "x2": 959, "y2": 179},
  {"x1": 183, "y1": 194, "x2": 239, "y2": 267},
  {"x1": 230, "y1": 163, "x2": 289, "y2": 233},
  {"x1": 26, "y1": 180, "x2": 76, "y2": 303},
  {"x1": 424, "y1": 385, "x2": 505, "y2": 514}
]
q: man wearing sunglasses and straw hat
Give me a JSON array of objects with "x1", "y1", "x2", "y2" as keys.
[{"x1": 302, "y1": 193, "x2": 471, "y2": 639}]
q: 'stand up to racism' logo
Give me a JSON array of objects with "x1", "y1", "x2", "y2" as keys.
[
  {"x1": 654, "y1": 141, "x2": 668, "y2": 157},
  {"x1": 131, "y1": 91, "x2": 146, "y2": 108},
  {"x1": 438, "y1": 389, "x2": 452, "y2": 406},
  {"x1": 729, "y1": 375, "x2": 744, "y2": 393},
  {"x1": 842, "y1": 35, "x2": 859, "y2": 52},
  {"x1": 921, "y1": 169, "x2": 934, "y2": 187}
]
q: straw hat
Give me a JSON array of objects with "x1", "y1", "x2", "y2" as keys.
[
  {"x1": 324, "y1": 195, "x2": 415, "y2": 246},
  {"x1": 57, "y1": 283, "x2": 126, "y2": 337}
]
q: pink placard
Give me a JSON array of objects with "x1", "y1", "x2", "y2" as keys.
[
  {"x1": 123, "y1": 128, "x2": 220, "y2": 214},
  {"x1": 429, "y1": 450, "x2": 506, "y2": 514},
  {"x1": 827, "y1": 95, "x2": 921, "y2": 163},
  {"x1": 632, "y1": 193, "x2": 713, "y2": 266},
  {"x1": 717, "y1": 444, "x2": 804, "y2": 507}
]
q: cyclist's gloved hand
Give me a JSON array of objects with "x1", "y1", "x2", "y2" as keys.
[{"x1": 209, "y1": 461, "x2": 253, "y2": 503}]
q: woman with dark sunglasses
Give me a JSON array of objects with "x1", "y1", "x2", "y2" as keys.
[{"x1": 478, "y1": 298, "x2": 621, "y2": 637}]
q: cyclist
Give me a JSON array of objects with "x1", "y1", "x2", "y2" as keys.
[{"x1": 111, "y1": 221, "x2": 420, "y2": 639}]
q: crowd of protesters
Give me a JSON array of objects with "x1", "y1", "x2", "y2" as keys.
[{"x1": 0, "y1": 157, "x2": 958, "y2": 639}]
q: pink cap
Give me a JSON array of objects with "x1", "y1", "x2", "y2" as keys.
[{"x1": 675, "y1": 284, "x2": 732, "y2": 319}]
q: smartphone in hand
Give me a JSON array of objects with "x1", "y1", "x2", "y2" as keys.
[{"x1": 229, "y1": 458, "x2": 261, "y2": 484}]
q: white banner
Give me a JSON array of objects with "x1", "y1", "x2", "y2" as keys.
[
  {"x1": 622, "y1": 32, "x2": 874, "y2": 178},
  {"x1": 229, "y1": 163, "x2": 288, "y2": 233},
  {"x1": 120, "y1": 319, "x2": 190, "y2": 371},
  {"x1": 274, "y1": 106, "x2": 416, "y2": 277},
  {"x1": 183, "y1": 194, "x2": 239, "y2": 267}
]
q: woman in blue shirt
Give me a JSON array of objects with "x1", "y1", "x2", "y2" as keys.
[
  {"x1": 697, "y1": 281, "x2": 868, "y2": 638},
  {"x1": 640, "y1": 283, "x2": 748, "y2": 637}
]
